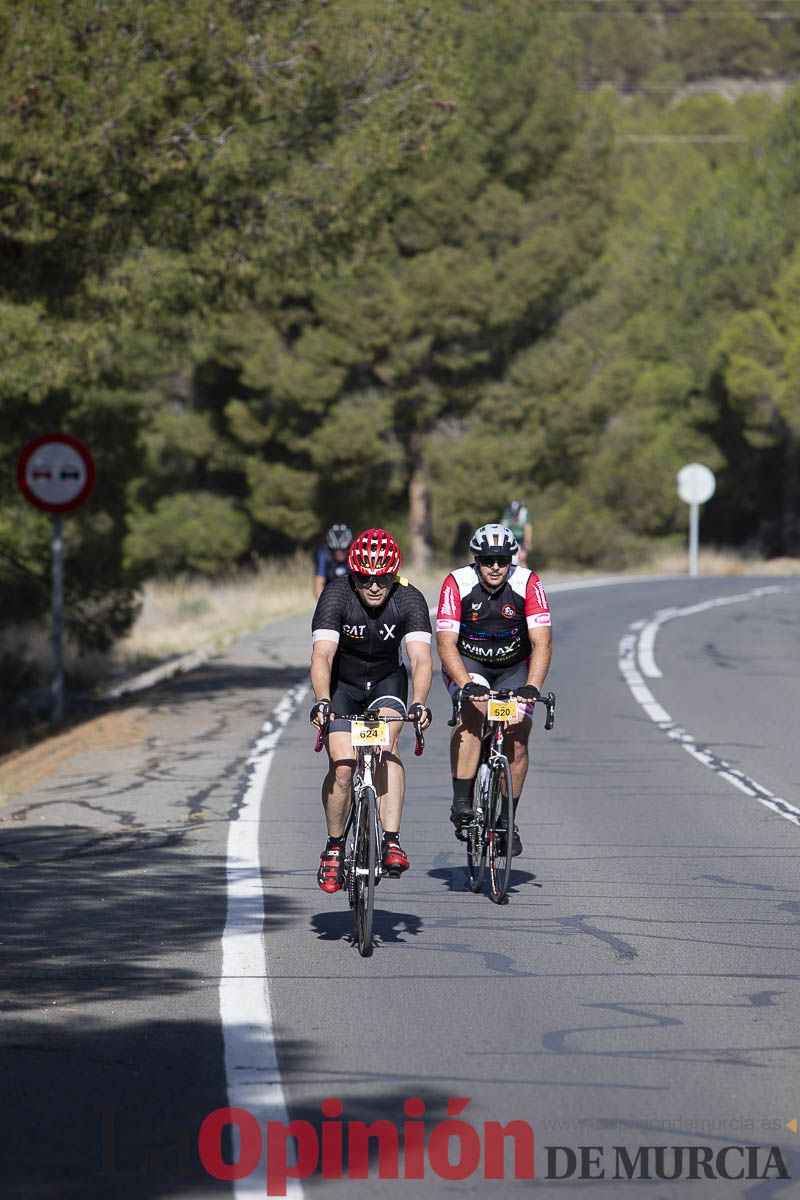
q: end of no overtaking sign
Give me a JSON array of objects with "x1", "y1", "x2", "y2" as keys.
[
  {"x1": 17, "y1": 433, "x2": 95, "y2": 513},
  {"x1": 677, "y1": 462, "x2": 716, "y2": 506}
]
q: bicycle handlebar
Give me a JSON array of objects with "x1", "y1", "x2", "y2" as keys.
[
  {"x1": 314, "y1": 711, "x2": 426, "y2": 756},
  {"x1": 448, "y1": 687, "x2": 556, "y2": 731}
]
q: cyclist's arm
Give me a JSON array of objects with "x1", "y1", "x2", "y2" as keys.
[
  {"x1": 525, "y1": 624, "x2": 552, "y2": 693},
  {"x1": 310, "y1": 638, "x2": 338, "y2": 705},
  {"x1": 312, "y1": 548, "x2": 329, "y2": 599},
  {"x1": 519, "y1": 570, "x2": 552, "y2": 692},
  {"x1": 436, "y1": 630, "x2": 473, "y2": 690},
  {"x1": 405, "y1": 636, "x2": 433, "y2": 707},
  {"x1": 435, "y1": 572, "x2": 473, "y2": 688}
]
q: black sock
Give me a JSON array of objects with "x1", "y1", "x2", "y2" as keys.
[
  {"x1": 452, "y1": 778, "x2": 473, "y2": 803},
  {"x1": 382, "y1": 830, "x2": 399, "y2": 842},
  {"x1": 327, "y1": 835, "x2": 344, "y2": 847}
]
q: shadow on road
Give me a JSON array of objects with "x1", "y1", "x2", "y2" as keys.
[
  {"x1": 311, "y1": 907, "x2": 424, "y2": 945},
  {"x1": 427, "y1": 866, "x2": 540, "y2": 895}
]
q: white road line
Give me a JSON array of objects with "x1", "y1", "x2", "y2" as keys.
[
  {"x1": 619, "y1": 589, "x2": 800, "y2": 828},
  {"x1": 634, "y1": 586, "x2": 784, "y2": 678},
  {"x1": 221, "y1": 680, "x2": 309, "y2": 1198}
]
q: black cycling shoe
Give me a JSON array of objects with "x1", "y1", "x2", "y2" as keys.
[
  {"x1": 450, "y1": 799, "x2": 473, "y2": 842},
  {"x1": 495, "y1": 821, "x2": 523, "y2": 857}
]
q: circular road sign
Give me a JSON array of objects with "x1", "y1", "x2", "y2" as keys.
[
  {"x1": 677, "y1": 462, "x2": 716, "y2": 506},
  {"x1": 17, "y1": 433, "x2": 95, "y2": 513}
]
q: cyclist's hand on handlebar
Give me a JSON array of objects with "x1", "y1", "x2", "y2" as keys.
[
  {"x1": 310, "y1": 699, "x2": 332, "y2": 727},
  {"x1": 408, "y1": 702, "x2": 432, "y2": 730},
  {"x1": 514, "y1": 684, "x2": 541, "y2": 702},
  {"x1": 460, "y1": 681, "x2": 490, "y2": 701}
]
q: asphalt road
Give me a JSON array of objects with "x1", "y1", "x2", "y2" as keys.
[{"x1": 1, "y1": 575, "x2": 799, "y2": 1199}]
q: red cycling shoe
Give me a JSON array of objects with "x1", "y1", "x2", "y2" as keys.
[
  {"x1": 382, "y1": 838, "x2": 409, "y2": 877},
  {"x1": 317, "y1": 843, "x2": 344, "y2": 893}
]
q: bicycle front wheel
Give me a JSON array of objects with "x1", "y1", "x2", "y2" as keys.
[
  {"x1": 465, "y1": 771, "x2": 488, "y2": 893},
  {"x1": 353, "y1": 786, "x2": 377, "y2": 956},
  {"x1": 488, "y1": 756, "x2": 514, "y2": 904}
]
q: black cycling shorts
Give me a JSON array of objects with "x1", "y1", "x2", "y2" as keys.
[{"x1": 329, "y1": 666, "x2": 408, "y2": 734}]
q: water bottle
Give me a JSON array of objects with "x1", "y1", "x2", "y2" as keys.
[{"x1": 477, "y1": 762, "x2": 490, "y2": 805}]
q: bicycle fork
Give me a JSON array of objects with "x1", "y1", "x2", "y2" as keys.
[{"x1": 348, "y1": 759, "x2": 384, "y2": 888}]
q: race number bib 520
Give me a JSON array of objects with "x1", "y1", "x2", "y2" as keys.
[{"x1": 488, "y1": 698, "x2": 518, "y2": 722}]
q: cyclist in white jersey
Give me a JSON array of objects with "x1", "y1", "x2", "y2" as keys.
[{"x1": 436, "y1": 523, "x2": 552, "y2": 856}]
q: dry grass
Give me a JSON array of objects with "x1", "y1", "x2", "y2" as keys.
[
  {"x1": 636, "y1": 547, "x2": 800, "y2": 578},
  {"x1": 119, "y1": 549, "x2": 800, "y2": 666},
  {"x1": 117, "y1": 553, "x2": 315, "y2": 665}
]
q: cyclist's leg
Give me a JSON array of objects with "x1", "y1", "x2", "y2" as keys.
[
  {"x1": 491, "y1": 662, "x2": 534, "y2": 855},
  {"x1": 367, "y1": 669, "x2": 409, "y2": 872},
  {"x1": 317, "y1": 681, "x2": 359, "y2": 892},
  {"x1": 322, "y1": 679, "x2": 361, "y2": 835},
  {"x1": 442, "y1": 664, "x2": 488, "y2": 831}
]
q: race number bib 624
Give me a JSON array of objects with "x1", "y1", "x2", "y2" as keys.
[{"x1": 351, "y1": 720, "x2": 389, "y2": 747}]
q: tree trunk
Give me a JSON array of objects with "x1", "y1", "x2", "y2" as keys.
[{"x1": 407, "y1": 429, "x2": 432, "y2": 570}]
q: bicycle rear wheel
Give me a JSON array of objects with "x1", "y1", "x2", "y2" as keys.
[
  {"x1": 488, "y1": 756, "x2": 514, "y2": 904},
  {"x1": 353, "y1": 786, "x2": 377, "y2": 956},
  {"x1": 465, "y1": 770, "x2": 488, "y2": 893}
]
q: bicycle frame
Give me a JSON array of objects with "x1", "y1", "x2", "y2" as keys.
[
  {"x1": 449, "y1": 686, "x2": 556, "y2": 902},
  {"x1": 315, "y1": 710, "x2": 424, "y2": 955}
]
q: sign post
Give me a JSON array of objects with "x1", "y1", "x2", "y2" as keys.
[
  {"x1": 17, "y1": 434, "x2": 95, "y2": 725},
  {"x1": 676, "y1": 462, "x2": 716, "y2": 578}
]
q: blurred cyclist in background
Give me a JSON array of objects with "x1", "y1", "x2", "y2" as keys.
[
  {"x1": 313, "y1": 524, "x2": 353, "y2": 598},
  {"x1": 501, "y1": 499, "x2": 532, "y2": 566}
]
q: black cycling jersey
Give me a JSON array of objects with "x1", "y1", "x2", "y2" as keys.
[
  {"x1": 313, "y1": 546, "x2": 348, "y2": 584},
  {"x1": 436, "y1": 564, "x2": 551, "y2": 668},
  {"x1": 312, "y1": 575, "x2": 432, "y2": 693}
]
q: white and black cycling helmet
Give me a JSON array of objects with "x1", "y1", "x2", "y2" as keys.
[
  {"x1": 326, "y1": 523, "x2": 353, "y2": 551},
  {"x1": 470, "y1": 523, "x2": 518, "y2": 558}
]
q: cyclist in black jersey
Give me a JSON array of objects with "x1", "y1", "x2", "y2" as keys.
[{"x1": 310, "y1": 528, "x2": 433, "y2": 892}]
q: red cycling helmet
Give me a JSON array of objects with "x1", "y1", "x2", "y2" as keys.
[{"x1": 347, "y1": 528, "x2": 402, "y2": 576}]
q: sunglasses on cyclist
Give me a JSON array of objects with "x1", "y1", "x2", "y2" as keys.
[
  {"x1": 352, "y1": 572, "x2": 393, "y2": 588},
  {"x1": 477, "y1": 555, "x2": 512, "y2": 568}
]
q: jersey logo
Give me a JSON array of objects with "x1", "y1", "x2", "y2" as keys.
[
  {"x1": 441, "y1": 586, "x2": 457, "y2": 617},
  {"x1": 343, "y1": 623, "x2": 366, "y2": 638},
  {"x1": 379, "y1": 623, "x2": 397, "y2": 641},
  {"x1": 471, "y1": 602, "x2": 482, "y2": 610},
  {"x1": 502, "y1": 604, "x2": 516, "y2": 619}
]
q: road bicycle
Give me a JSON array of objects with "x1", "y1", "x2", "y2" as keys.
[
  {"x1": 315, "y1": 710, "x2": 424, "y2": 956},
  {"x1": 449, "y1": 687, "x2": 556, "y2": 904}
]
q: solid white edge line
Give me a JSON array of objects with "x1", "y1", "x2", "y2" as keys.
[
  {"x1": 221, "y1": 680, "x2": 309, "y2": 1199},
  {"x1": 619, "y1": 592, "x2": 800, "y2": 828}
]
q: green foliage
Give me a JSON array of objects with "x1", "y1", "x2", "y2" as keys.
[
  {"x1": 4, "y1": 0, "x2": 800, "y2": 676},
  {"x1": 124, "y1": 491, "x2": 251, "y2": 575}
]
